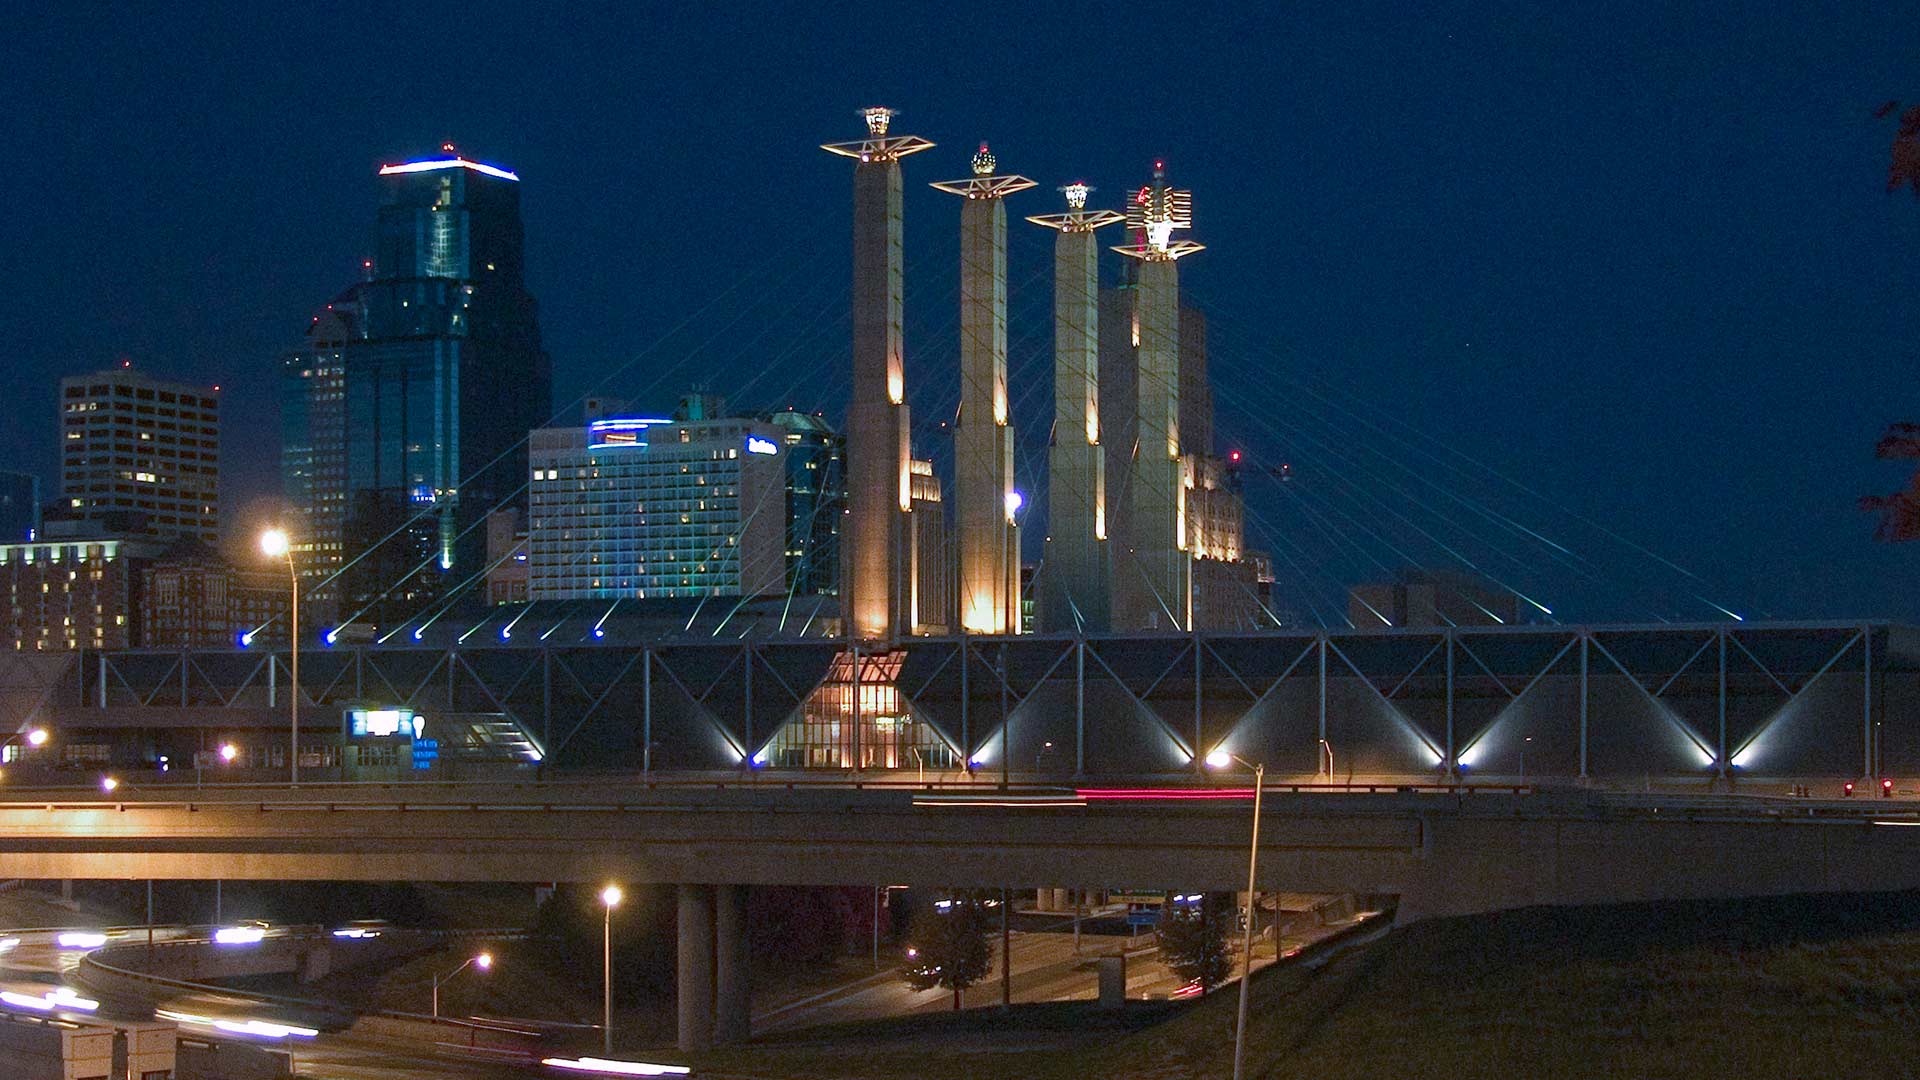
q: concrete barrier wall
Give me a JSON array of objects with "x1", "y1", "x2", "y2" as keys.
[
  {"x1": 175, "y1": 1037, "x2": 292, "y2": 1080},
  {"x1": 85, "y1": 928, "x2": 428, "y2": 985}
]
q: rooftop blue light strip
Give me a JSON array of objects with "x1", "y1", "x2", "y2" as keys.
[
  {"x1": 588, "y1": 418, "x2": 673, "y2": 431},
  {"x1": 378, "y1": 157, "x2": 520, "y2": 181}
]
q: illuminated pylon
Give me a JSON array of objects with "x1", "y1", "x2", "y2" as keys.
[
  {"x1": 1111, "y1": 161, "x2": 1204, "y2": 631},
  {"x1": 931, "y1": 143, "x2": 1036, "y2": 635},
  {"x1": 1028, "y1": 184, "x2": 1124, "y2": 633},
  {"x1": 822, "y1": 108, "x2": 935, "y2": 640}
]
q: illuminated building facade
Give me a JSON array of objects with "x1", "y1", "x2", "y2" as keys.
[
  {"x1": 932, "y1": 143, "x2": 1033, "y2": 634},
  {"x1": 907, "y1": 458, "x2": 950, "y2": 636},
  {"x1": 281, "y1": 289, "x2": 354, "y2": 607},
  {"x1": 0, "y1": 535, "x2": 165, "y2": 651},
  {"x1": 281, "y1": 148, "x2": 549, "y2": 623},
  {"x1": 140, "y1": 540, "x2": 290, "y2": 649},
  {"x1": 525, "y1": 409, "x2": 788, "y2": 600},
  {"x1": 59, "y1": 367, "x2": 221, "y2": 545},
  {"x1": 762, "y1": 651, "x2": 957, "y2": 769}
]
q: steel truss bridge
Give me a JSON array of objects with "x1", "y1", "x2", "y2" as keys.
[{"x1": 2, "y1": 621, "x2": 1914, "y2": 784}]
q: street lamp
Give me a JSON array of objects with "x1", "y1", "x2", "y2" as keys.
[
  {"x1": 258, "y1": 529, "x2": 298, "y2": 785},
  {"x1": 1205, "y1": 748, "x2": 1264, "y2": 1080},
  {"x1": 219, "y1": 743, "x2": 239, "y2": 764},
  {"x1": 0, "y1": 728, "x2": 49, "y2": 780},
  {"x1": 100, "y1": 775, "x2": 118, "y2": 794},
  {"x1": 600, "y1": 884, "x2": 622, "y2": 1055},
  {"x1": 430, "y1": 951, "x2": 492, "y2": 1019},
  {"x1": 1521, "y1": 735, "x2": 1533, "y2": 784},
  {"x1": 1318, "y1": 738, "x2": 1334, "y2": 780}
]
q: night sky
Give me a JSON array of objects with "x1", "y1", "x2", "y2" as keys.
[{"x1": 3, "y1": 4, "x2": 1914, "y2": 621}]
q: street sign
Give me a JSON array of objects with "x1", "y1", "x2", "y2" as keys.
[
  {"x1": 410, "y1": 739, "x2": 439, "y2": 770},
  {"x1": 1126, "y1": 909, "x2": 1160, "y2": 927}
]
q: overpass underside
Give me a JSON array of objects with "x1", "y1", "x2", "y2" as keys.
[
  {"x1": 3, "y1": 622, "x2": 1916, "y2": 785},
  {"x1": 2, "y1": 789, "x2": 1920, "y2": 925}
]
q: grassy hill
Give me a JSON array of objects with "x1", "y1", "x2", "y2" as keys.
[{"x1": 706, "y1": 890, "x2": 1920, "y2": 1080}]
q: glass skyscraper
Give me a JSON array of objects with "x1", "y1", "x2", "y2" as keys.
[{"x1": 283, "y1": 149, "x2": 549, "y2": 626}]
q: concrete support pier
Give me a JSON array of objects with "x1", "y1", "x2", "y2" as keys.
[
  {"x1": 676, "y1": 884, "x2": 715, "y2": 1052},
  {"x1": 715, "y1": 884, "x2": 751, "y2": 1044}
]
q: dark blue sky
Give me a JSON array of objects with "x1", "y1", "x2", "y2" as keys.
[{"x1": 3, "y1": 3, "x2": 1914, "y2": 621}]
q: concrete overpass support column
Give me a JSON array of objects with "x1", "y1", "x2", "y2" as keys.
[
  {"x1": 715, "y1": 885, "x2": 751, "y2": 1044},
  {"x1": 676, "y1": 884, "x2": 715, "y2": 1053}
]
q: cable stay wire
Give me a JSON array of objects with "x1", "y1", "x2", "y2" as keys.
[{"x1": 1192, "y1": 304, "x2": 1751, "y2": 620}]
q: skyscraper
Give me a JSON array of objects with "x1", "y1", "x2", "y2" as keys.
[
  {"x1": 283, "y1": 146, "x2": 549, "y2": 626},
  {"x1": 761, "y1": 409, "x2": 845, "y2": 597},
  {"x1": 59, "y1": 366, "x2": 221, "y2": 544}
]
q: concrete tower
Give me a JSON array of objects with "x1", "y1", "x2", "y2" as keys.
[
  {"x1": 822, "y1": 108, "x2": 934, "y2": 640},
  {"x1": 1029, "y1": 183, "x2": 1124, "y2": 633},
  {"x1": 932, "y1": 143, "x2": 1034, "y2": 635},
  {"x1": 1112, "y1": 162, "x2": 1203, "y2": 631}
]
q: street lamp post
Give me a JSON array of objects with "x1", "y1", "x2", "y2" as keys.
[
  {"x1": 600, "y1": 884, "x2": 622, "y2": 1055},
  {"x1": 258, "y1": 529, "x2": 298, "y2": 785},
  {"x1": 1206, "y1": 749, "x2": 1264, "y2": 1080},
  {"x1": 431, "y1": 951, "x2": 492, "y2": 1019},
  {"x1": 1521, "y1": 735, "x2": 1532, "y2": 784}
]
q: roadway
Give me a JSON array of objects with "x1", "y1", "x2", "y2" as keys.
[{"x1": 0, "y1": 924, "x2": 541, "y2": 1079}]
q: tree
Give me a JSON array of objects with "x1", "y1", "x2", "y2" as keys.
[
  {"x1": 902, "y1": 892, "x2": 993, "y2": 1010},
  {"x1": 1861, "y1": 423, "x2": 1920, "y2": 542},
  {"x1": 1156, "y1": 893, "x2": 1234, "y2": 994}
]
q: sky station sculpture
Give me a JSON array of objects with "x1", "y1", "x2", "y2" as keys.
[
  {"x1": 1113, "y1": 162, "x2": 1204, "y2": 631},
  {"x1": 822, "y1": 108, "x2": 934, "y2": 640},
  {"x1": 932, "y1": 143, "x2": 1035, "y2": 634},
  {"x1": 1029, "y1": 183, "x2": 1125, "y2": 632}
]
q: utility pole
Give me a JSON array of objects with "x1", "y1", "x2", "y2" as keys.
[{"x1": 1000, "y1": 887, "x2": 1011, "y2": 1009}]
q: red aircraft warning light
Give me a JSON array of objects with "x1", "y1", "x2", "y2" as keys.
[{"x1": 1883, "y1": 778, "x2": 1896, "y2": 797}]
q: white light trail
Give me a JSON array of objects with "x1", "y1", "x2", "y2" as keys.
[
  {"x1": 540, "y1": 1057, "x2": 692, "y2": 1076},
  {"x1": 2, "y1": 987, "x2": 99, "y2": 1012}
]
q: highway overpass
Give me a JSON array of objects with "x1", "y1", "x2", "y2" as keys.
[{"x1": 6, "y1": 779, "x2": 1920, "y2": 1050}]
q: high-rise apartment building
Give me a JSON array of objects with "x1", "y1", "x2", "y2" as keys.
[
  {"x1": 283, "y1": 147, "x2": 549, "y2": 624},
  {"x1": 59, "y1": 367, "x2": 220, "y2": 544},
  {"x1": 525, "y1": 410, "x2": 789, "y2": 600}
]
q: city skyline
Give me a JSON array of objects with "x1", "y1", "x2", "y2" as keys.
[{"x1": 3, "y1": 5, "x2": 1915, "y2": 622}]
